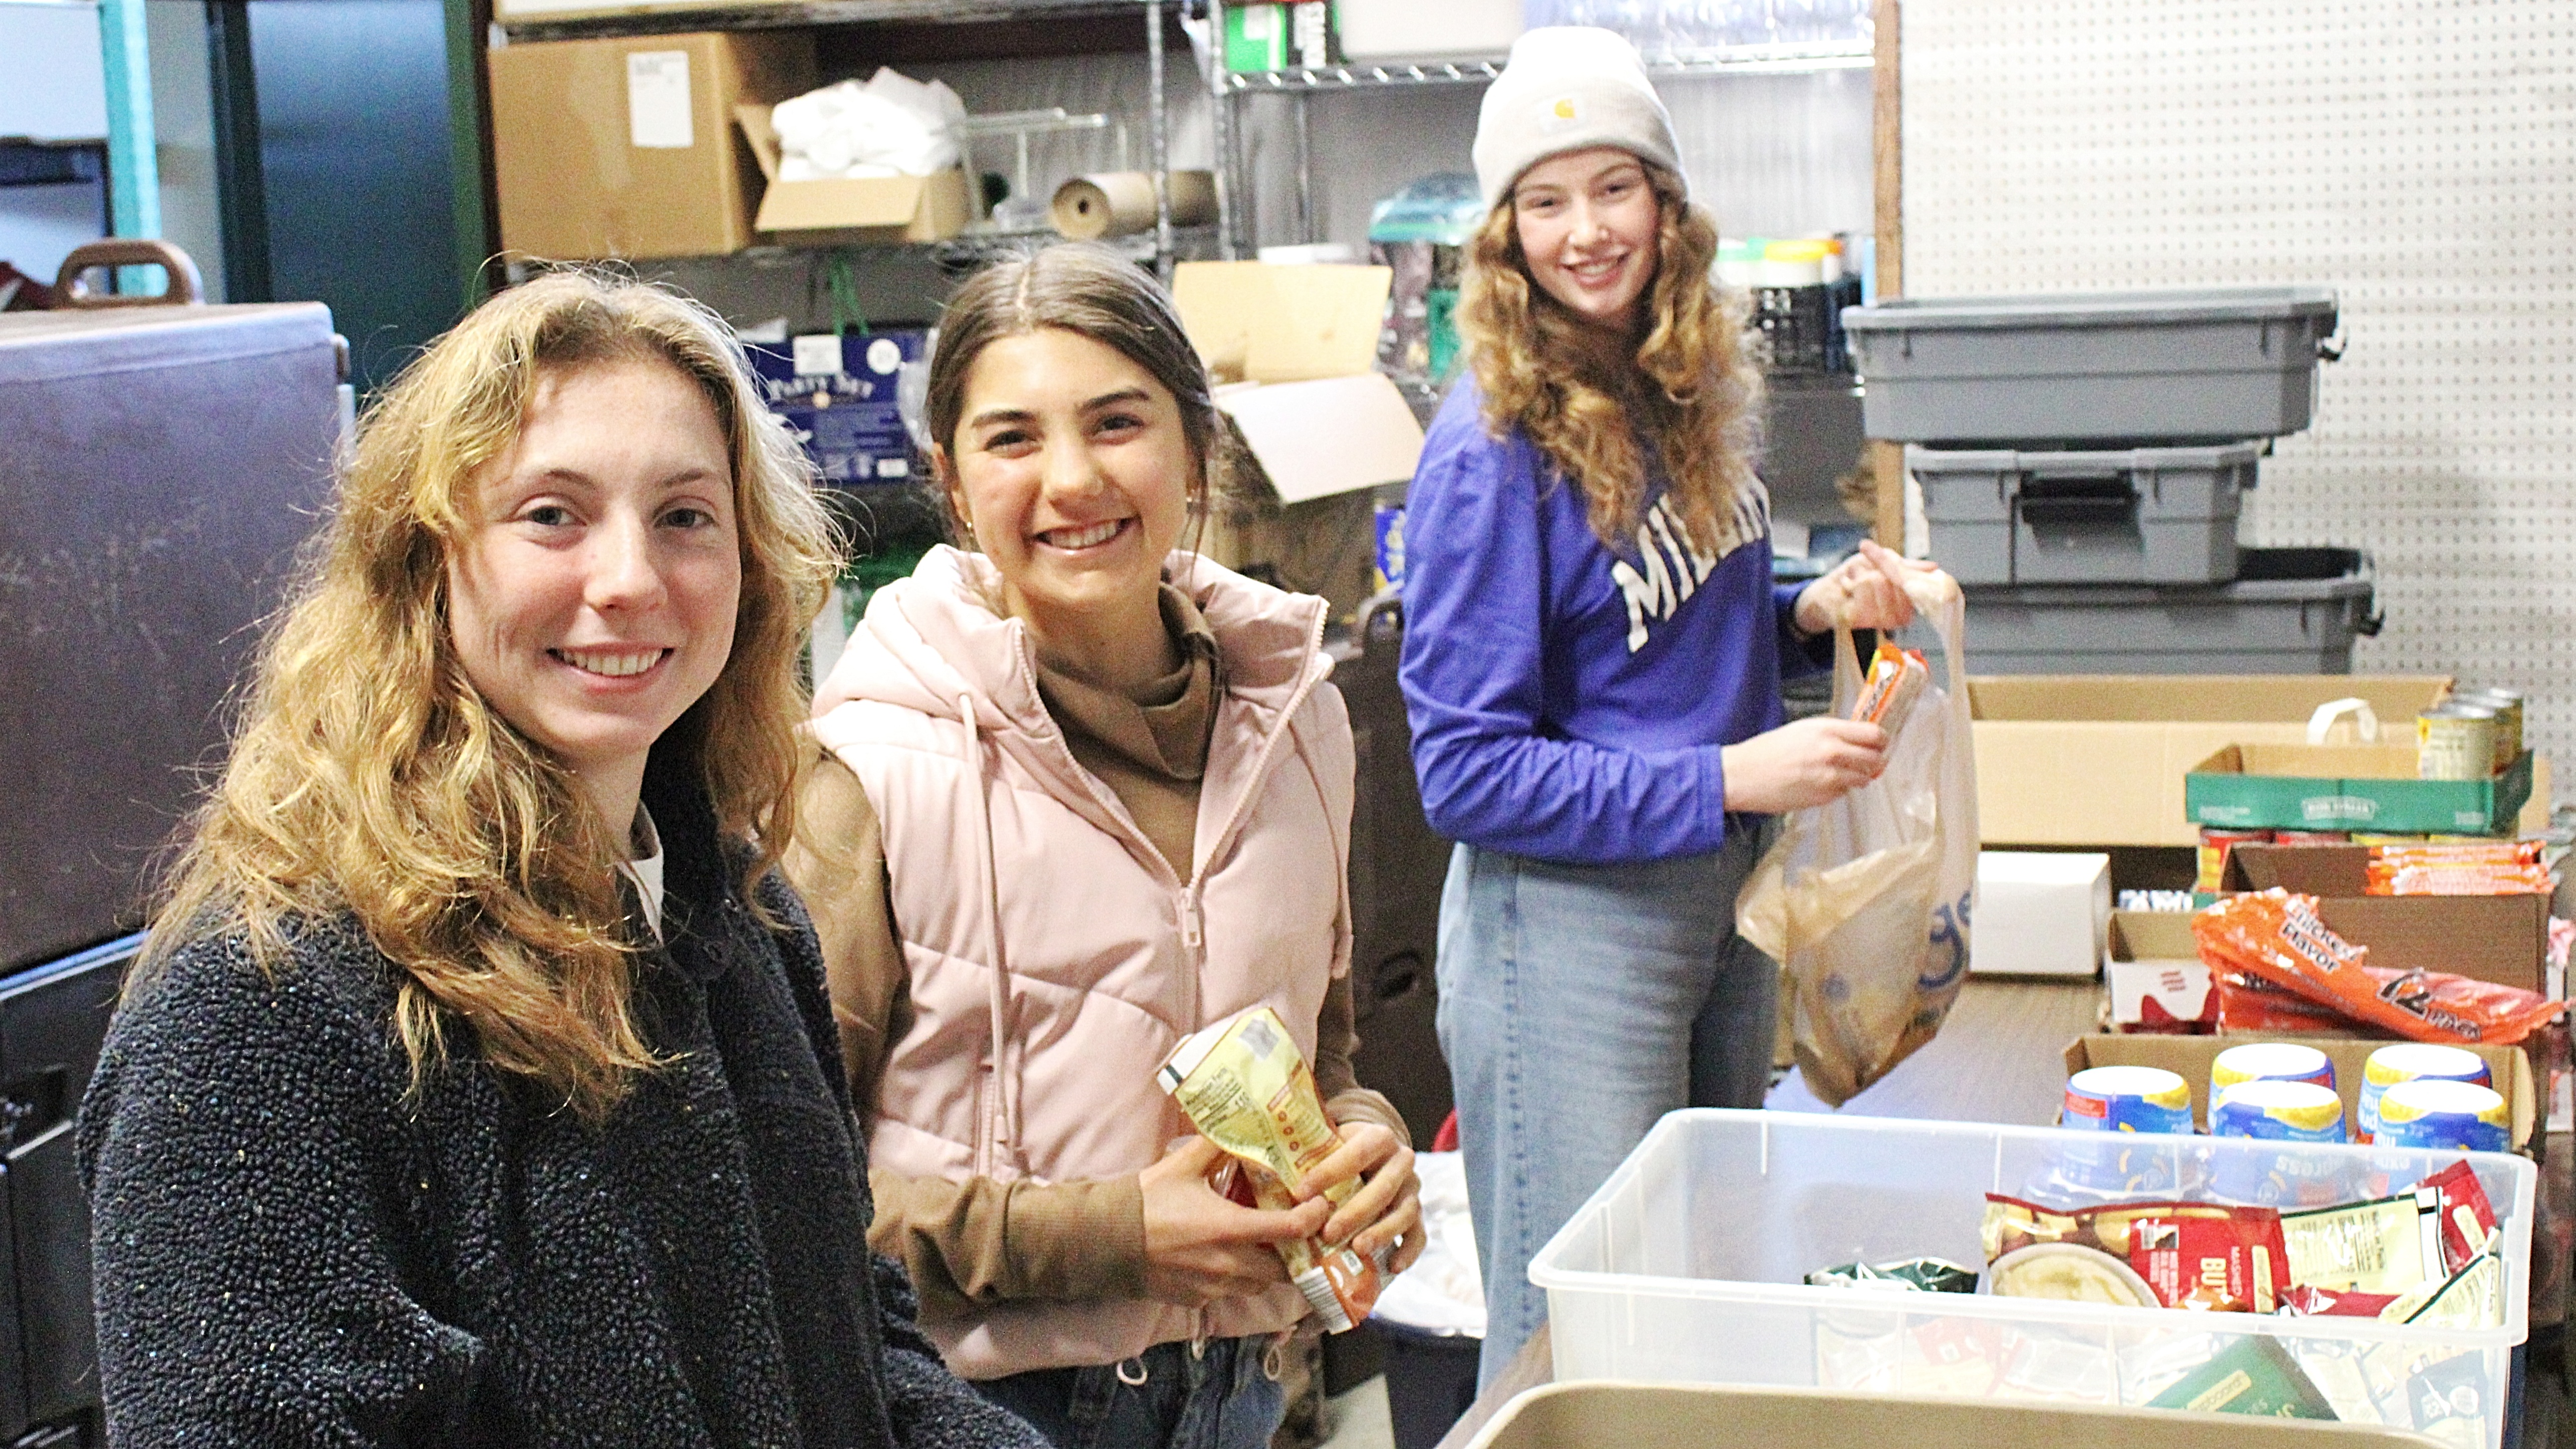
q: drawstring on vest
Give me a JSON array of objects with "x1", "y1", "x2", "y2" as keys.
[{"x1": 960, "y1": 692, "x2": 1019, "y2": 1171}]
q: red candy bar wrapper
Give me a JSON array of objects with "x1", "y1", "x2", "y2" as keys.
[
  {"x1": 2418, "y1": 1161, "x2": 2502, "y2": 1274},
  {"x1": 2129, "y1": 1211, "x2": 2290, "y2": 1314},
  {"x1": 2279, "y1": 1285, "x2": 2405, "y2": 1318},
  {"x1": 2194, "y1": 890, "x2": 2565, "y2": 1045}
]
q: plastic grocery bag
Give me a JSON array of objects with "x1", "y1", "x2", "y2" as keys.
[{"x1": 1736, "y1": 571, "x2": 1978, "y2": 1108}]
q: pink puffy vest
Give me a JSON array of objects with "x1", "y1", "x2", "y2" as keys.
[{"x1": 810, "y1": 547, "x2": 1355, "y2": 1380}]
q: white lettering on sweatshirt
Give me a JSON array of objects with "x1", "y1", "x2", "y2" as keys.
[{"x1": 1608, "y1": 484, "x2": 1770, "y2": 651}]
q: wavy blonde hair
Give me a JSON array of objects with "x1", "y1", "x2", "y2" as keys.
[
  {"x1": 1458, "y1": 160, "x2": 1765, "y2": 553},
  {"x1": 140, "y1": 270, "x2": 838, "y2": 1121}
]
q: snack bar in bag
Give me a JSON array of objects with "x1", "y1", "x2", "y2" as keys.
[
  {"x1": 2194, "y1": 890, "x2": 2565, "y2": 1045},
  {"x1": 1157, "y1": 1007, "x2": 1382, "y2": 1332},
  {"x1": 1849, "y1": 640, "x2": 1929, "y2": 740}
]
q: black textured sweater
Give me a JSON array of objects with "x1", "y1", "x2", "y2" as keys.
[{"x1": 77, "y1": 753, "x2": 1047, "y2": 1448}]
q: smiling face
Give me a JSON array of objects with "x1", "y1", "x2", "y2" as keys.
[
  {"x1": 1512, "y1": 147, "x2": 1664, "y2": 334},
  {"x1": 937, "y1": 326, "x2": 1194, "y2": 646},
  {"x1": 445, "y1": 355, "x2": 741, "y2": 825}
]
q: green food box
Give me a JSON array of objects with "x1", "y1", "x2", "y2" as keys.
[
  {"x1": 2186, "y1": 743, "x2": 2532, "y2": 835},
  {"x1": 1224, "y1": 1, "x2": 1333, "y2": 73},
  {"x1": 2145, "y1": 1333, "x2": 2338, "y2": 1419}
]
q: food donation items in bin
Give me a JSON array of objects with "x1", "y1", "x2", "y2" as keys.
[
  {"x1": 1157, "y1": 1007, "x2": 1384, "y2": 1332},
  {"x1": 2194, "y1": 890, "x2": 2565, "y2": 1045}
]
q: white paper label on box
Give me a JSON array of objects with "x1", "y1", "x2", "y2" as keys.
[
  {"x1": 626, "y1": 51, "x2": 694, "y2": 150},
  {"x1": 792, "y1": 334, "x2": 845, "y2": 378}
]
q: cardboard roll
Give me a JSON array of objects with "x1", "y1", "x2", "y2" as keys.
[{"x1": 1049, "y1": 171, "x2": 1216, "y2": 240}]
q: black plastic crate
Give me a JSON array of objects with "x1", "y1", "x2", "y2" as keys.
[{"x1": 1754, "y1": 275, "x2": 1860, "y2": 376}]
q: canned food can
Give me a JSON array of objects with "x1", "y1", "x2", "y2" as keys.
[
  {"x1": 2212, "y1": 1079, "x2": 2348, "y2": 1142},
  {"x1": 2212, "y1": 1042, "x2": 2337, "y2": 1096},
  {"x1": 2418, "y1": 704, "x2": 2500, "y2": 781},
  {"x1": 2064, "y1": 1065, "x2": 2194, "y2": 1135},
  {"x1": 2358, "y1": 1043, "x2": 2492, "y2": 1142},
  {"x1": 2375, "y1": 1079, "x2": 2509, "y2": 1153},
  {"x1": 2450, "y1": 687, "x2": 2524, "y2": 775},
  {"x1": 2198, "y1": 827, "x2": 2273, "y2": 893}
]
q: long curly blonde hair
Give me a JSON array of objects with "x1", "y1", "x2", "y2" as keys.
[
  {"x1": 1458, "y1": 160, "x2": 1765, "y2": 554},
  {"x1": 140, "y1": 271, "x2": 838, "y2": 1121}
]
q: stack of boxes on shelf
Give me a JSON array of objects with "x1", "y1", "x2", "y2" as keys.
[{"x1": 1841, "y1": 286, "x2": 2372, "y2": 675}]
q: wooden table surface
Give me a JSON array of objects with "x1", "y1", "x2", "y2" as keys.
[{"x1": 1427, "y1": 977, "x2": 2107, "y2": 1449}]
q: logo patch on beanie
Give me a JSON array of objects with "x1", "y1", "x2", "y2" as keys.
[{"x1": 1540, "y1": 94, "x2": 1584, "y2": 131}]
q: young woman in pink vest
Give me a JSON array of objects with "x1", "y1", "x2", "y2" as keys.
[{"x1": 789, "y1": 243, "x2": 1425, "y2": 1449}]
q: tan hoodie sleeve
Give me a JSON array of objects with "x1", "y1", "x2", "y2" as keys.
[
  {"x1": 789, "y1": 739, "x2": 1154, "y2": 1314},
  {"x1": 785, "y1": 744, "x2": 910, "y2": 1119},
  {"x1": 1313, "y1": 972, "x2": 1410, "y2": 1146}
]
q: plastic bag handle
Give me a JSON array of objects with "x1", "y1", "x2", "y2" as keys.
[{"x1": 2307, "y1": 697, "x2": 2380, "y2": 745}]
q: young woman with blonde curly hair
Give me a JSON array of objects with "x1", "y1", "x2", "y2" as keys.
[
  {"x1": 77, "y1": 271, "x2": 1045, "y2": 1448},
  {"x1": 1397, "y1": 29, "x2": 1952, "y2": 1385}
]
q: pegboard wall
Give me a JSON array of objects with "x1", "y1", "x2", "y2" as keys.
[{"x1": 1902, "y1": 0, "x2": 2576, "y2": 803}]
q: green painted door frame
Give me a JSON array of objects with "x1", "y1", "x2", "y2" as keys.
[{"x1": 443, "y1": 0, "x2": 492, "y2": 307}]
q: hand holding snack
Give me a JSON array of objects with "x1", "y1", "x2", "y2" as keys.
[
  {"x1": 1158, "y1": 1008, "x2": 1389, "y2": 1330},
  {"x1": 1138, "y1": 1136, "x2": 1330, "y2": 1307},
  {"x1": 1295, "y1": 1120, "x2": 1425, "y2": 1276},
  {"x1": 1720, "y1": 716, "x2": 1888, "y2": 813}
]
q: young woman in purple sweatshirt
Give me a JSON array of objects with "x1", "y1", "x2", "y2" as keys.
[{"x1": 1397, "y1": 28, "x2": 1949, "y2": 1385}]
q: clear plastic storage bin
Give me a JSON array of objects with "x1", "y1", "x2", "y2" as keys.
[{"x1": 1528, "y1": 1111, "x2": 2533, "y2": 1449}]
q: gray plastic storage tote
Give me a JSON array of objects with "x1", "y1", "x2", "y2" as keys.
[
  {"x1": 1844, "y1": 285, "x2": 2339, "y2": 445},
  {"x1": 1960, "y1": 547, "x2": 2379, "y2": 675},
  {"x1": 1911, "y1": 442, "x2": 2257, "y2": 586}
]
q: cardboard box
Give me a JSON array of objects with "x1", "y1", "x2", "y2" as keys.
[
  {"x1": 2105, "y1": 910, "x2": 2214, "y2": 1031},
  {"x1": 1171, "y1": 262, "x2": 1420, "y2": 617},
  {"x1": 2188, "y1": 742, "x2": 2533, "y2": 837},
  {"x1": 733, "y1": 105, "x2": 973, "y2": 245},
  {"x1": 2221, "y1": 842, "x2": 2548, "y2": 991},
  {"x1": 745, "y1": 329, "x2": 927, "y2": 488},
  {"x1": 1172, "y1": 261, "x2": 1392, "y2": 384},
  {"x1": 1969, "y1": 675, "x2": 2456, "y2": 848},
  {"x1": 1334, "y1": 0, "x2": 1521, "y2": 60},
  {"x1": 489, "y1": 31, "x2": 813, "y2": 261},
  {"x1": 1968, "y1": 850, "x2": 2109, "y2": 977},
  {"x1": 493, "y1": 0, "x2": 788, "y2": 21},
  {"x1": 2065, "y1": 1032, "x2": 2538, "y2": 1152}
]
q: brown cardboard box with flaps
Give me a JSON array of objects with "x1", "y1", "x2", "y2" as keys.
[
  {"x1": 2220, "y1": 842, "x2": 2548, "y2": 992},
  {"x1": 490, "y1": 32, "x2": 814, "y2": 261},
  {"x1": 733, "y1": 105, "x2": 972, "y2": 245},
  {"x1": 1170, "y1": 263, "x2": 1421, "y2": 617},
  {"x1": 1970, "y1": 675, "x2": 2455, "y2": 848}
]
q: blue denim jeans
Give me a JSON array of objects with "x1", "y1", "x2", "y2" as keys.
[
  {"x1": 1435, "y1": 828, "x2": 1778, "y2": 1389},
  {"x1": 972, "y1": 1333, "x2": 1286, "y2": 1449}
]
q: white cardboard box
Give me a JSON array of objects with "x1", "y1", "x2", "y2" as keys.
[
  {"x1": 2103, "y1": 909, "x2": 2214, "y2": 1030},
  {"x1": 1966, "y1": 850, "x2": 2109, "y2": 977}
]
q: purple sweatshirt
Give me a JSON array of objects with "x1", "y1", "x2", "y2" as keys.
[{"x1": 1398, "y1": 379, "x2": 1824, "y2": 865}]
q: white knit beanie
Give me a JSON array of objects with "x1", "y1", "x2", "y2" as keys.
[{"x1": 1472, "y1": 28, "x2": 1684, "y2": 211}]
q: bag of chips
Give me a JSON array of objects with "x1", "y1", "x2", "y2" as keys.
[
  {"x1": 1983, "y1": 1195, "x2": 2289, "y2": 1314},
  {"x1": 2195, "y1": 890, "x2": 2565, "y2": 1046},
  {"x1": 2366, "y1": 841, "x2": 2552, "y2": 897}
]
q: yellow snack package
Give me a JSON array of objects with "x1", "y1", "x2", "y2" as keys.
[{"x1": 1157, "y1": 1007, "x2": 1384, "y2": 1331}]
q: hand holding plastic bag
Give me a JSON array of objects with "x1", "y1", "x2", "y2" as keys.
[{"x1": 1737, "y1": 569, "x2": 1978, "y2": 1107}]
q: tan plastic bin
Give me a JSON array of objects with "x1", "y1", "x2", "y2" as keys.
[{"x1": 1461, "y1": 1381, "x2": 2444, "y2": 1449}]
